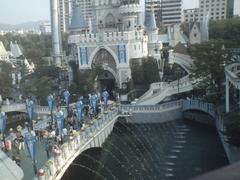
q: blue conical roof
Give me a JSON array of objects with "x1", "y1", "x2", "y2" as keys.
[
  {"x1": 146, "y1": 9, "x2": 157, "y2": 31},
  {"x1": 70, "y1": 4, "x2": 87, "y2": 29}
]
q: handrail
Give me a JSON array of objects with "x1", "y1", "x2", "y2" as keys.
[{"x1": 137, "y1": 75, "x2": 192, "y2": 105}]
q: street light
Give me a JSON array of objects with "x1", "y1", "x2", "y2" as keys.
[
  {"x1": 76, "y1": 97, "x2": 84, "y2": 129},
  {"x1": 63, "y1": 89, "x2": 70, "y2": 113},
  {"x1": 47, "y1": 94, "x2": 55, "y2": 126},
  {"x1": 176, "y1": 66, "x2": 182, "y2": 94},
  {"x1": 154, "y1": 42, "x2": 165, "y2": 81},
  {"x1": 26, "y1": 98, "x2": 34, "y2": 130},
  {"x1": 54, "y1": 107, "x2": 64, "y2": 143},
  {"x1": 102, "y1": 90, "x2": 109, "y2": 108}
]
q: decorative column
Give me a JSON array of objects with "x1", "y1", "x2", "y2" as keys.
[{"x1": 225, "y1": 78, "x2": 229, "y2": 113}]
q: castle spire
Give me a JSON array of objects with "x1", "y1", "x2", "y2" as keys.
[{"x1": 147, "y1": 0, "x2": 157, "y2": 31}]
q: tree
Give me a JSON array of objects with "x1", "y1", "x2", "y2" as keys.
[
  {"x1": 130, "y1": 57, "x2": 160, "y2": 88},
  {"x1": 69, "y1": 61, "x2": 104, "y2": 96},
  {"x1": 0, "y1": 62, "x2": 13, "y2": 97},
  {"x1": 223, "y1": 112, "x2": 240, "y2": 147},
  {"x1": 189, "y1": 39, "x2": 232, "y2": 97},
  {"x1": 0, "y1": 33, "x2": 70, "y2": 66},
  {"x1": 209, "y1": 17, "x2": 240, "y2": 48},
  {"x1": 23, "y1": 76, "x2": 51, "y2": 105}
]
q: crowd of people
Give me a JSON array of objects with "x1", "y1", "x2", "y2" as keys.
[{"x1": 0, "y1": 89, "x2": 111, "y2": 167}]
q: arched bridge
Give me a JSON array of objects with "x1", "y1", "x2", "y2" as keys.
[
  {"x1": 36, "y1": 100, "x2": 218, "y2": 180},
  {"x1": 1, "y1": 104, "x2": 52, "y2": 115},
  {"x1": 182, "y1": 99, "x2": 217, "y2": 119}
]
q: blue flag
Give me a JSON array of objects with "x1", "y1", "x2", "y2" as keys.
[
  {"x1": 26, "y1": 100, "x2": 34, "y2": 121},
  {"x1": 55, "y1": 111, "x2": 64, "y2": 135},
  {"x1": 102, "y1": 91, "x2": 109, "y2": 106},
  {"x1": 91, "y1": 94, "x2": 98, "y2": 114},
  {"x1": 63, "y1": 90, "x2": 70, "y2": 106},
  {"x1": 25, "y1": 132, "x2": 37, "y2": 161},
  {"x1": 47, "y1": 95, "x2": 54, "y2": 111},
  {"x1": 76, "y1": 99, "x2": 84, "y2": 121},
  {"x1": 0, "y1": 112, "x2": 7, "y2": 133}
]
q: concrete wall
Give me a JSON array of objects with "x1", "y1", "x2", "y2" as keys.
[
  {"x1": 126, "y1": 107, "x2": 182, "y2": 123},
  {"x1": 183, "y1": 111, "x2": 215, "y2": 126}
]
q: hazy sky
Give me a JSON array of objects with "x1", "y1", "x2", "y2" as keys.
[{"x1": 0, "y1": 0, "x2": 199, "y2": 24}]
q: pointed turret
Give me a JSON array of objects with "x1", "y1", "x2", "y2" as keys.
[
  {"x1": 69, "y1": 2, "x2": 87, "y2": 32},
  {"x1": 146, "y1": 1, "x2": 157, "y2": 31}
]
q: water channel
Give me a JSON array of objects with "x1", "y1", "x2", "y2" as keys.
[{"x1": 62, "y1": 118, "x2": 228, "y2": 180}]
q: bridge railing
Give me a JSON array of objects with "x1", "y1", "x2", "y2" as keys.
[
  {"x1": 37, "y1": 104, "x2": 120, "y2": 180},
  {"x1": 182, "y1": 99, "x2": 217, "y2": 118},
  {"x1": 120, "y1": 100, "x2": 182, "y2": 113},
  {"x1": 1, "y1": 104, "x2": 66, "y2": 115},
  {"x1": 1, "y1": 104, "x2": 26, "y2": 112}
]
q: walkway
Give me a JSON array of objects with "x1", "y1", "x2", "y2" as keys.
[
  {"x1": 136, "y1": 51, "x2": 195, "y2": 105},
  {"x1": 0, "y1": 150, "x2": 24, "y2": 180},
  {"x1": 136, "y1": 75, "x2": 192, "y2": 105}
]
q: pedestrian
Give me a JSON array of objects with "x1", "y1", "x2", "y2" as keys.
[
  {"x1": 16, "y1": 130, "x2": 24, "y2": 150},
  {"x1": 12, "y1": 139, "x2": 21, "y2": 166},
  {"x1": 9, "y1": 128, "x2": 16, "y2": 141}
]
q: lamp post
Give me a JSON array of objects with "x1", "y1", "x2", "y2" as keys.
[
  {"x1": 154, "y1": 43, "x2": 165, "y2": 81},
  {"x1": 47, "y1": 94, "x2": 55, "y2": 126},
  {"x1": 76, "y1": 97, "x2": 84, "y2": 129},
  {"x1": 26, "y1": 98, "x2": 34, "y2": 130},
  {"x1": 0, "y1": 111, "x2": 7, "y2": 151},
  {"x1": 102, "y1": 90, "x2": 109, "y2": 108},
  {"x1": 63, "y1": 90, "x2": 70, "y2": 114},
  {"x1": 176, "y1": 66, "x2": 182, "y2": 94},
  {"x1": 55, "y1": 107, "x2": 64, "y2": 142}
]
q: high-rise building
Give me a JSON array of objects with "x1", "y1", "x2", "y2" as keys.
[
  {"x1": 39, "y1": 22, "x2": 51, "y2": 34},
  {"x1": 227, "y1": 0, "x2": 234, "y2": 18},
  {"x1": 160, "y1": 0, "x2": 182, "y2": 25},
  {"x1": 233, "y1": 0, "x2": 240, "y2": 16},
  {"x1": 59, "y1": 0, "x2": 72, "y2": 32},
  {"x1": 74, "y1": 0, "x2": 94, "y2": 27},
  {"x1": 183, "y1": 8, "x2": 200, "y2": 22},
  {"x1": 184, "y1": 0, "x2": 235, "y2": 23},
  {"x1": 199, "y1": 0, "x2": 227, "y2": 21}
]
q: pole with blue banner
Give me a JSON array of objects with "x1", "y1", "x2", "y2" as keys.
[
  {"x1": 0, "y1": 111, "x2": 7, "y2": 151},
  {"x1": 63, "y1": 90, "x2": 70, "y2": 106},
  {"x1": 47, "y1": 94, "x2": 55, "y2": 126},
  {"x1": 91, "y1": 93, "x2": 98, "y2": 115},
  {"x1": 26, "y1": 98, "x2": 34, "y2": 130},
  {"x1": 76, "y1": 97, "x2": 84, "y2": 128},
  {"x1": 102, "y1": 90, "x2": 109, "y2": 108},
  {"x1": 24, "y1": 131, "x2": 37, "y2": 174},
  {"x1": 63, "y1": 90, "x2": 70, "y2": 114},
  {"x1": 55, "y1": 106, "x2": 65, "y2": 142}
]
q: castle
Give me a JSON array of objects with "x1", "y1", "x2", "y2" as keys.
[{"x1": 67, "y1": 0, "x2": 186, "y2": 92}]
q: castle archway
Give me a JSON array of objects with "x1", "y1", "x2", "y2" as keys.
[{"x1": 92, "y1": 48, "x2": 119, "y2": 99}]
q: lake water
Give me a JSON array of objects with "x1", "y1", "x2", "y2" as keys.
[{"x1": 61, "y1": 119, "x2": 228, "y2": 180}]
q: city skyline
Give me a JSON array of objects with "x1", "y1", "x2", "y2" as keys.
[{"x1": 0, "y1": 0, "x2": 199, "y2": 25}]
